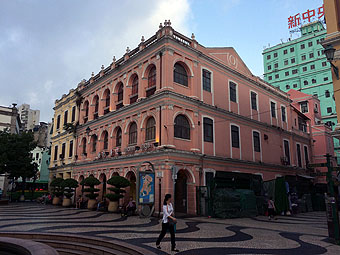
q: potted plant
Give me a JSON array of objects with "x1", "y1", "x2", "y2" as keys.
[
  {"x1": 61, "y1": 178, "x2": 78, "y2": 207},
  {"x1": 106, "y1": 176, "x2": 130, "y2": 212},
  {"x1": 81, "y1": 176, "x2": 101, "y2": 210},
  {"x1": 50, "y1": 177, "x2": 64, "y2": 205}
]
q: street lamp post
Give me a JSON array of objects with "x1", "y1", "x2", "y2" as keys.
[
  {"x1": 324, "y1": 45, "x2": 339, "y2": 80},
  {"x1": 325, "y1": 153, "x2": 340, "y2": 244}
]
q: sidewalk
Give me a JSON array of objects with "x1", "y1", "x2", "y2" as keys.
[{"x1": 0, "y1": 203, "x2": 339, "y2": 254}]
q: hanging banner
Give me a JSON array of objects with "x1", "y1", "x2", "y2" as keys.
[{"x1": 138, "y1": 172, "x2": 155, "y2": 204}]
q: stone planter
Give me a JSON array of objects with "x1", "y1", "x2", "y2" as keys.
[
  {"x1": 108, "y1": 201, "x2": 118, "y2": 212},
  {"x1": 52, "y1": 197, "x2": 60, "y2": 205},
  {"x1": 62, "y1": 198, "x2": 71, "y2": 207},
  {"x1": 19, "y1": 195, "x2": 25, "y2": 202},
  {"x1": 87, "y1": 199, "x2": 97, "y2": 210}
]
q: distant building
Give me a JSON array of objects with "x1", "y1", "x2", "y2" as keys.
[
  {"x1": 33, "y1": 122, "x2": 52, "y2": 148},
  {"x1": 31, "y1": 147, "x2": 50, "y2": 182},
  {"x1": 18, "y1": 104, "x2": 40, "y2": 131},
  {"x1": 288, "y1": 89, "x2": 336, "y2": 182},
  {"x1": 262, "y1": 21, "x2": 339, "y2": 162},
  {"x1": 0, "y1": 104, "x2": 21, "y2": 134}
]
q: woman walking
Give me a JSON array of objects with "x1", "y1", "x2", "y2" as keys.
[{"x1": 156, "y1": 194, "x2": 179, "y2": 252}]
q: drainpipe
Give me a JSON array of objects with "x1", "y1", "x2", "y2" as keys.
[
  {"x1": 158, "y1": 177, "x2": 162, "y2": 218},
  {"x1": 159, "y1": 51, "x2": 163, "y2": 146},
  {"x1": 159, "y1": 51, "x2": 162, "y2": 89}
]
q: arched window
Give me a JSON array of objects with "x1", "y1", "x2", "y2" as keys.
[
  {"x1": 147, "y1": 66, "x2": 156, "y2": 97},
  {"x1": 116, "y1": 127, "x2": 122, "y2": 147},
  {"x1": 103, "y1": 89, "x2": 110, "y2": 114},
  {"x1": 83, "y1": 101, "x2": 89, "y2": 123},
  {"x1": 93, "y1": 95, "x2": 99, "y2": 119},
  {"x1": 132, "y1": 75, "x2": 138, "y2": 95},
  {"x1": 116, "y1": 83, "x2": 124, "y2": 110},
  {"x1": 129, "y1": 122, "x2": 137, "y2": 144},
  {"x1": 82, "y1": 137, "x2": 87, "y2": 155},
  {"x1": 145, "y1": 117, "x2": 156, "y2": 141},
  {"x1": 174, "y1": 114, "x2": 190, "y2": 139},
  {"x1": 91, "y1": 135, "x2": 97, "y2": 153},
  {"x1": 103, "y1": 131, "x2": 108, "y2": 150},
  {"x1": 303, "y1": 80, "x2": 308, "y2": 86},
  {"x1": 174, "y1": 63, "x2": 188, "y2": 86},
  {"x1": 130, "y1": 75, "x2": 138, "y2": 104}
]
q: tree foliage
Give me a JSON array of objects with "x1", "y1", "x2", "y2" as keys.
[
  {"x1": 0, "y1": 130, "x2": 38, "y2": 194},
  {"x1": 82, "y1": 176, "x2": 100, "y2": 200},
  {"x1": 61, "y1": 178, "x2": 78, "y2": 199},
  {"x1": 50, "y1": 177, "x2": 64, "y2": 197},
  {"x1": 106, "y1": 176, "x2": 130, "y2": 202}
]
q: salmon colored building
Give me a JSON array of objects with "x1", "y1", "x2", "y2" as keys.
[
  {"x1": 70, "y1": 21, "x2": 317, "y2": 215},
  {"x1": 288, "y1": 89, "x2": 336, "y2": 182}
]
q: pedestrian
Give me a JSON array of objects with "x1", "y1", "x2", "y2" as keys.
[
  {"x1": 268, "y1": 196, "x2": 276, "y2": 220},
  {"x1": 123, "y1": 196, "x2": 136, "y2": 217},
  {"x1": 0, "y1": 188, "x2": 2, "y2": 200},
  {"x1": 76, "y1": 195, "x2": 83, "y2": 209},
  {"x1": 156, "y1": 194, "x2": 179, "y2": 252}
]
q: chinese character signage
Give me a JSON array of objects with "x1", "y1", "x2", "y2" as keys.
[
  {"x1": 288, "y1": 4, "x2": 324, "y2": 29},
  {"x1": 138, "y1": 172, "x2": 155, "y2": 204}
]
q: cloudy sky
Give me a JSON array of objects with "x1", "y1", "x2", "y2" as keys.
[{"x1": 0, "y1": 0, "x2": 323, "y2": 122}]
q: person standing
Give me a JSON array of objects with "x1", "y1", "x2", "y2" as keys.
[
  {"x1": 0, "y1": 188, "x2": 2, "y2": 200},
  {"x1": 156, "y1": 194, "x2": 179, "y2": 252},
  {"x1": 76, "y1": 195, "x2": 83, "y2": 209},
  {"x1": 268, "y1": 197, "x2": 276, "y2": 220}
]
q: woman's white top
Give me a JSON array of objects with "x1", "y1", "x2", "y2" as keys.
[{"x1": 162, "y1": 203, "x2": 173, "y2": 223}]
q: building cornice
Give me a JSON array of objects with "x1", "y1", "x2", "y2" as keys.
[
  {"x1": 53, "y1": 93, "x2": 78, "y2": 111},
  {"x1": 263, "y1": 30, "x2": 326, "y2": 54},
  {"x1": 323, "y1": 32, "x2": 340, "y2": 47},
  {"x1": 73, "y1": 148, "x2": 307, "y2": 172}
]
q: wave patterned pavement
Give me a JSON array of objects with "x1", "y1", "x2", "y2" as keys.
[{"x1": 0, "y1": 203, "x2": 340, "y2": 254}]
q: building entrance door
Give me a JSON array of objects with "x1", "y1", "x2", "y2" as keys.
[{"x1": 175, "y1": 170, "x2": 187, "y2": 213}]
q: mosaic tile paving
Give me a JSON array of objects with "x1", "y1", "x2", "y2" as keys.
[{"x1": 0, "y1": 203, "x2": 340, "y2": 254}]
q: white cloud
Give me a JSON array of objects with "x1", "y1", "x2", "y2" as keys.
[
  {"x1": 0, "y1": 0, "x2": 192, "y2": 122},
  {"x1": 148, "y1": 0, "x2": 190, "y2": 34}
]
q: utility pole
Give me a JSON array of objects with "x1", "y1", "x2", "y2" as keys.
[{"x1": 325, "y1": 153, "x2": 340, "y2": 244}]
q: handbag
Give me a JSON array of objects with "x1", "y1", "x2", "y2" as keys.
[
  {"x1": 167, "y1": 205, "x2": 177, "y2": 227},
  {"x1": 168, "y1": 217, "x2": 177, "y2": 226}
]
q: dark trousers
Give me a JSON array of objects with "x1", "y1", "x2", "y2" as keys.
[
  {"x1": 156, "y1": 222, "x2": 176, "y2": 248},
  {"x1": 268, "y1": 208, "x2": 275, "y2": 217}
]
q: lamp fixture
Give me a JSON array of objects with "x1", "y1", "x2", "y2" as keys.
[
  {"x1": 324, "y1": 45, "x2": 339, "y2": 80},
  {"x1": 86, "y1": 126, "x2": 91, "y2": 135}
]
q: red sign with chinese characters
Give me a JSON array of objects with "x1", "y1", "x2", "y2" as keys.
[{"x1": 288, "y1": 5, "x2": 324, "y2": 29}]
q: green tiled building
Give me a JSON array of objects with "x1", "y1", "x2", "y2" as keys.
[{"x1": 262, "y1": 21, "x2": 339, "y2": 160}]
